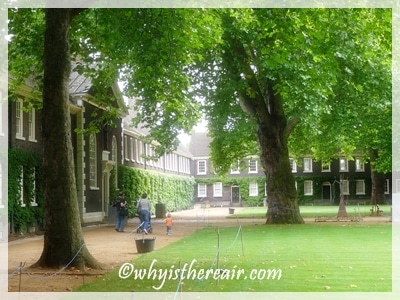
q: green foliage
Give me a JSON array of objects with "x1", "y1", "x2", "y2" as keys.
[
  {"x1": 8, "y1": 148, "x2": 44, "y2": 233},
  {"x1": 118, "y1": 166, "x2": 195, "y2": 215},
  {"x1": 295, "y1": 175, "x2": 373, "y2": 205}
]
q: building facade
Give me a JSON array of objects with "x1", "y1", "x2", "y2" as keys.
[
  {"x1": 6, "y1": 74, "x2": 392, "y2": 232},
  {"x1": 189, "y1": 132, "x2": 392, "y2": 207}
]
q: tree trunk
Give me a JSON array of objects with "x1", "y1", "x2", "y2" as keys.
[
  {"x1": 256, "y1": 92, "x2": 304, "y2": 224},
  {"x1": 369, "y1": 149, "x2": 387, "y2": 205},
  {"x1": 33, "y1": 9, "x2": 102, "y2": 269},
  {"x1": 258, "y1": 125, "x2": 304, "y2": 224}
]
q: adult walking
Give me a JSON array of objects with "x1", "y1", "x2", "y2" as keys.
[{"x1": 137, "y1": 193, "x2": 151, "y2": 234}]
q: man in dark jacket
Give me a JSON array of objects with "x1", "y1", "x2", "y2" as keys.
[{"x1": 114, "y1": 192, "x2": 127, "y2": 232}]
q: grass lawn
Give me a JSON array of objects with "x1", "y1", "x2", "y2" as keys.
[
  {"x1": 76, "y1": 223, "x2": 391, "y2": 293},
  {"x1": 229, "y1": 205, "x2": 391, "y2": 218}
]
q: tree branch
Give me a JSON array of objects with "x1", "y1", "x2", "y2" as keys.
[{"x1": 283, "y1": 115, "x2": 301, "y2": 141}]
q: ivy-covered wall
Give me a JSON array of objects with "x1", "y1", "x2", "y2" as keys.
[
  {"x1": 195, "y1": 174, "x2": 373, "y2": 207},
  {"x1": 295, "y1": 175, "x2": 372, "y2": 205},
  {"x1": 195, "y1": 177, "x2": 267, "y2": 206},
  {"x1": 117, "y1": 166, "x2": 196, "y2": 215},
  {"x1": 8, "y1": 148, "x2": 44, "y2": 233}
]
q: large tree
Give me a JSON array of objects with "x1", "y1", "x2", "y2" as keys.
[
  {"x1": 196, "y1": 9, "x2": 391, "y2": 222},
  {"x1": 8, "y1": 8, "x2": 205, "y2": 268},
  {"x1": 36, "y1": 8, "x2": 102, "y2": 268},
  {"x1": 288, "y1": 9, "x2": 392, "y2": 205}
]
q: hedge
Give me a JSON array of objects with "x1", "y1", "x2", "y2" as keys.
[{"x1": 117, "y1": 165, "x2": 196, "y2": 216}]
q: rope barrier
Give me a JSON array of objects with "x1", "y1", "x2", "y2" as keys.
[{"x1": 174, "y1": 222, "x2": 244, "y2": 295}]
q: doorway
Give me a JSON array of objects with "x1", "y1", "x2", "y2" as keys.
[
  {"x1": 231, "y1": 185, "x2": 240, "y2": 206},
  {"x1": 322, "y1": 182, "x2": 332, "y2": 204}
]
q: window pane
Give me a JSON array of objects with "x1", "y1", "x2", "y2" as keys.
[
  {"x1": 249, "y1": 182, "x2": 258, "y2": 196},
  {"x1": 214, "y1": 182, "x2": 223, "y2": 197},
  {"x1": 356, "y1": 180, "x2": 365, "y2": 195},
  {"x1": 339, "y1": 158, "x2": 348, "y2": 171},
  {"x1": 249, "y1": 160, "x2": 257, "y2": 173},
  {"x1": 198, "y1": 160, "x2": 206, "y2": 174},
  {"x1": 304, "y1": 158, "x2": 312, "y2": 172},
  {"x1": 304, "y1": 180, "x2": 313, "y2": 195},
  {"x1": 89, "y1": 134, "x2": 97, "y2": 187},
  {"x1": 198, "y1": 183, "x2": 207, "y2": 197}
]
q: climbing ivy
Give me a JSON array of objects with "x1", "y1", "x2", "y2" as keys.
[
  {"x1": 8, "y1": 148, "x2": 44, "y2": 233},
  {"x1": 118, "y1": 165, "x2": 196, "y2": 215},
  {"x1": 295, "y1": 175, "x2": 373, "y2": 205},
  {"x1": 195, "y1": 176, "x2": 267, "y2": 206}
]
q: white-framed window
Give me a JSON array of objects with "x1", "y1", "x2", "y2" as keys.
[
  {"x1": 248, "y1": 159, "x2": 258, "y2": 174},
  {"x1": 356, "y1": 180, "x2": 365, "y2": 195},
  {"x1": 130, "y1": 137, "x2": 134, "y2": 161},
  {"x1": 303, "y1": 158, "x2": 313, "y2": 173},
  {"x1": 339, "y1": 157, "x2": 348, "y2": 172},
  {"x1": 173, "y1": 154, "x2": 178, "y2": 171},
  {"x1": 289, "y1": 158, "x2": 297, "y2": 173},
  {"x1": 124, "y1": 135, "x2": 129, "y2": 161},
  {"x1": 165, "y1": 153, "x2": 170, "y2": 171},
  {"x1": 341, "y1": 180, "x2": 350, "y2": 195},
  {"x1": 230, "y1": 161, "x2": 240, "y2": 174},
  {"x1": 384, "y1": 179, "x2": 390, "y2": 194},
  {"x1": 16, "y1": 98, "x2": 25, "y2": 140},
  {"x1": 213, "y1": 182, "x2": 223, "y2": 197},
  {"x1": 111, "y1": 136, "x2": 117, "y2": 162},
  {"x1": 249, "y1": 182, "x2": 258, "y2": 196},
  {"x1": 89, "y1": 134, "x2": 97, "y2": 187},
  {"x1": 135, "y1": 139, "x2": 140, "y2": 162},
  {"x1": 111, "y1": 136, "x2": 118, "y2": 187},
  {"x1": 19, "y1": 166, "x2": 26, "y2": 207},
  {"x1": 304, "y1": 180, "x2": 313, "y2": 195},
  {"x1": 197, "y1": 160, "x2": 206, "y2": 175},
  {"x1": 28, "y1": 108, "x2": 37, "y2": 142},
  {"x1": 139, "y1": 140, "x2": 144, "y2": 164},
  {"x1": 198, "y1": 183, "x2": 207, "y2": 197},
  {"x1": 30, "y1": 168, "x2": 38, "y2": 207},
  {"x1": 321, "y1": 161, "x2": 331, "y2": 172},
  {"x1": 355, "y1": 157, "x2": 365, "y2": 172}
]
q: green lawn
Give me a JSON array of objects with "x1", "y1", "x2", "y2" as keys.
[
  {"x1": 76, "y1": 223, "x2": 392, "y2": 292},
  {"x1": 230, "y1": 205, "x2": 391, "y2": 218}
]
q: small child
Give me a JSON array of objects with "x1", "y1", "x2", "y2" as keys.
[{"x1": 165, "y1": 213, "x2": 173, "y2": 235}]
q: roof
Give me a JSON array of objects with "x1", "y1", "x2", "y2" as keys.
[
  {"x1": 69, "y1": 69, "x2": 92, "y2": 95},
  {"x1": 123, "y1": 97, "x2": 193, "y2": 157},
  {"x1": 69, "y1": 63, "x2": 128, "y2": 116},
  {"x1": 188, "y1": 132, "x2": 211, "y2": 157}
]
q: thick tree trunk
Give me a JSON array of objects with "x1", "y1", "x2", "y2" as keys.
[
  {"x1": 257, "y1": 112, "x2": 304, "y2": 224},
  {"x1": 257, "y1": 87, "x2": 304, "y2": 224},
  {"x1": 369, "y1": 149, "x2": 387, "y2": 205},
  {"x1": 33, "y1": 9, "x2": 102, "y2": 269}
]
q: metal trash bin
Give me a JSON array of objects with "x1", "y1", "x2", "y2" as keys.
[
  {"x1": 135, "y1": 237, "x2": 156, "y2": 253},
  {"x1": 155, "y1": 203, "x2": 166, "y2": 218}
]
